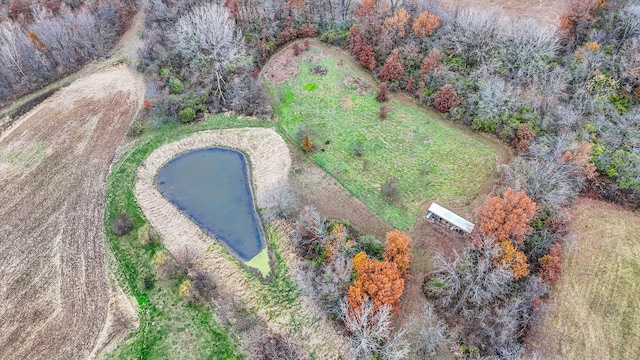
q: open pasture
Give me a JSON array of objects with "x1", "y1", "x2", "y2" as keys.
[{"x1": 264, "y1": 43, "x2": 499, "y2": 230}]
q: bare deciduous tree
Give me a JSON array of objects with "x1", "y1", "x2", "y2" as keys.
[
  {"x1": 406, "y1": 302, "x2": 451, "y2": 358},
  {"x1": 440, "y1": 8, "x2": 504, "y2": 68},
  {"x1": 342, "y1": 299, "x2": 393, "y2": 359}
]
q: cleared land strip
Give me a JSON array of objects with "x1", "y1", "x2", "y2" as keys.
[
  {"x1": 0, "y1": 66, "x2": 144, "y2": 359},
  {"x1": 134, "y1": 128, "x2": 350, "y2": 358},
  {"x1": 528, "y1": 198, "x2": 640, "y2": 359}
]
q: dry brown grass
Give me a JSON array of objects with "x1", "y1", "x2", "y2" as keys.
[
  {"x1": 438, "y1": 0, "x2": 570, "y2": 27},
  {"x1": 529, "y1": 198, "x2": 640, "y2": 359}
]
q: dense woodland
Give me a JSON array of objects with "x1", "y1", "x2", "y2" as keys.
[
  {"x1": 137, "y1": 0, "x2": 640, "y2": 204},
  {"x1": 0, "y1": 0, "x2": 137, "y2": 105},
  {"x1": 3, "y1": 0, "x2": 640, "y2": 358}
]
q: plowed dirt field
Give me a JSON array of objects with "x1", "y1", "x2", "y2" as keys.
[{"x1": 0, "y1": 66, "x2": 143, "y2": 359}]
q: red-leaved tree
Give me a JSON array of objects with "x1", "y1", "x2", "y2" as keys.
[
  {"x1": 379, "y1": 48, "x2": 404, "y2": 82},
  {"x1": 355, "y1": 0, "x2": 376, "y2": 19},
  {"x1": 357, "y1": 44, "x2": 376, "y2": 71},
  {"x1": 420, "y1": 48, "x2": 442, "y2": 75},
  {"x1": 539, "y1": 242, "x2": 563, "y2": 285},
  {"x1": 405, "y1": 75, "x2": 413, "y2": 93},
  {"x1": 434, "y1": 84, "x2": 462, "y2": 113},
  {"x1": 511, "y1": 123, "x2": 536, "y2": 152},
  {"x1": 348, "y1": 25, "x2": 363, "y2": 53},
  {"x1": 376, "y1": 82, "x2": 388, "y2": 102}
]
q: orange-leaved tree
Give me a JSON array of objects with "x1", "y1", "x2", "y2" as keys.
[
  {"x1": 347, "y1": 252, "x2": 404, "y2": 312},
  {"x1": 498, "y1": 240, "x2": 530, "y2": 280},
  {"x1": 323, "y1": 223, "x2": 347, "y2": 262},
  {"x1": 412, "y1": 11, "x2": 441, "y2": 37},
  {"x1": 477, "y1": 188, "x2": 537, "y2": 245},
  {"x1": 561, "y1": 140, "x2": 597, "y2": 180},
  {"x1": 383, "y1": 8, "x2": 410, "y2": 38},
  {"x1": 477, "y1": 188, "x2": 537, "y2": 279},
  {"x1": 301, "y1": 135, "x2": 313, "y2": 152},
  {"x1": 383, "y1": 229, "x2": 412, "y2": 277}
]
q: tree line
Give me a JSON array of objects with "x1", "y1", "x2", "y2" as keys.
[{"x1": 0, "y1": 0, "x2": 137, "y2": 106}]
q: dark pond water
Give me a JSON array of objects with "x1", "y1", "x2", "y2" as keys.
[{"x1": 156, "y1": 148, "x2": 265, "y2": 261}]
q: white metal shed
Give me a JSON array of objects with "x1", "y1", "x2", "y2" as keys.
[{"x1": 425, "y1": 202, "x2": 475, "y2": 234}]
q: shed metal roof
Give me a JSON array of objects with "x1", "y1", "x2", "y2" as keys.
[{"x1": 427, "y1": 202, "x2": 475, "y2": 233}]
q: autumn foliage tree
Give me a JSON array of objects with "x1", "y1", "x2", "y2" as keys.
[
  {"x1": 498, "y1": 240, "x2": 530, "y2": 280},
  {"x1": 376, "y1": 82, "x2": 388, "y2": 102},
  {"x1": 27, "y1": 31, "x2": 45, "y2": 50},
  {"x1": 478, "y1": 188, "x2": 538, "y2": 245},
  {"x1": 347, "y1": 252, "x2": 405, "y2": 312},
  {"x1": 383, "y1": 229, "x2": 412, "y2": 277},
  {"x1": 355, "y1": 0, "x2": 376, "y2": 19},
  {"x1": 511, "y1": 123, "x2": 536, "y2": 152},
  {"x1": 301, "y1": 135, "x2": 313, "y2": 152},
  {"x1": 412, "y1": 11, "x2": 441, "y2": 37},
  {"x1": 420, "y1": 48, "x2": 442, "y2": 75},
  {"x1": 379, "y1": 48, "x2": 404, "y2": 82},
  {"x1": 476, "y1": 189, "x2": 537, "y2": 279},
  {"x1": 434, "y1": 84, "x2": 462, "y2": 113},
  {"x1": 539, "y1": 242, "x2": 563, "y2": 285},
  {"x1": 348, "y1": 24, "x2": 363, "y2": 52},
  {"x1": 562, "y1": 141, "x2": 597, "y2": 180},
  {"x1": 323, "y1": 223, "x2": 347, "y2": 262},
  {"x1": 383, "y1": 8, "x2": 410, "y2": 38}
]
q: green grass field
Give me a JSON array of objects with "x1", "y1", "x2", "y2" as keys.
[{"x1": 265, "y1": 46, "x2": 498, "y2": 230}]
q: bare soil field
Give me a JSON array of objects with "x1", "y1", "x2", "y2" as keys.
[
  {"x1": 0, "y1": 66, "x2": 144, "y2": 359},
  {"x1": 527, "y1": 198, "x2": 640, "y2": 359},
  {"x1": 438, "y1": 0, "x2": 570, "y2": 27}
]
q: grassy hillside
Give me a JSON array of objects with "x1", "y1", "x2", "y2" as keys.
[
  {"x1": 265, "y1": 46, "x2": 498, "y2": 230},
  {"x1": 532, "y1": 199, "x2": 640, "y2": 359}
]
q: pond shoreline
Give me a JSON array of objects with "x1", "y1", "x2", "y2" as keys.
[{"x1": 134, "y1": 128, "x2": 291, "y2": 275}]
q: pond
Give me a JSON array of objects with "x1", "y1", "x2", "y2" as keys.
[{"x1": 156, "y1": 147, "x2": 266, "y2": 262}]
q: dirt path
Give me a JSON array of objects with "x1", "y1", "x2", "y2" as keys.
[
  {"x1": 0, "y1": 66, "x2": 144, "y2": 359},
  {"x1": 134, "y1": 129, "x2": 351, "y2": 358}
]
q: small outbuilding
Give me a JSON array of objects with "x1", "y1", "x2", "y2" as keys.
[{"x1": 425, "y1": 202, "x2": 475, "y2": 234}]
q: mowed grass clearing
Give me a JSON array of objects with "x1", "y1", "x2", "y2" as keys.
[
  {"x1": 532, "y1": 198, "x2": 640, "y2": 359},
  {"x1": 265, "y1": 45, "x2": 498, "y2": 230}
]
